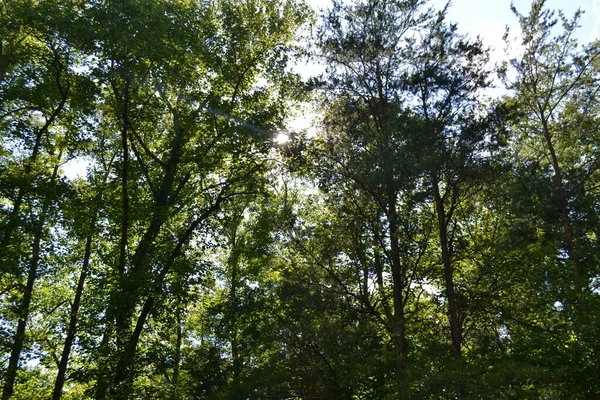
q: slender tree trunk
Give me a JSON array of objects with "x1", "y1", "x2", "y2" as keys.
[
  {"x1": 52, "y1": 232, "x2": 93, "y2": 400},
  {"x1": 2, "y1": 160, "x2": 60, "y2": 399},
  {"x1": 540, "y1": 115, "x2": 586, "y2": 320},
  {"x1": 97, "y1": 79, "x2": 133, "y2": 399},
  {"x1": 0, "y1": 40, "x2": 5, "y2": 82},
  {"x1": 116, "y1": 80, "x2": 131, "y2": 279},
  {"x1": 171, "y1": 308, "x2": 182, "y2": 400},
  {"x1": 388, "y1": 188, "x2": 407, "y2": 377},
  {"x1": 114, "y1": 79, "x2": 131, "y2": 344},
  {"x1": 432, "y1": 177, "x2": 462, "y2": 360},
  {"x1": 540, "y1": 114, "x2": 600, "y2": 395},
  {"x1": 377, "y1": 83, "x2": 408, "y2": 381},
  {"x1": 94, "y1": 318, "x2": 114, "y2": 400},
  {"x1": 227, "y1": 223, "x2": 241, "y2": 386},
  {"x1": 230, "y1": 276, "x2": 240, "y2": 386}
]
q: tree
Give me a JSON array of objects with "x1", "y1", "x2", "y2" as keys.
[
  {"x1": 505, "y1": 0, "x2": 596, "y2": 320},
  {"x1": 1, "y1": 0, "x2": 310, "y2": 397},
  {"x1": 312, "y1": 0, "x2": 433, "y2": 387},
  {"x1": 2, "y1": 0, "x2": 600, "y2": 397},
  {"x1": 503, "y1": 0, "x2": 600, "y2": 393},
  {"x1": 0, "y1": 1, "x2": 92, "y2": 396},
  {"x1": 70, "y1": 0, "x2": 310, "y2": 397},
  {"x1": 406, "y1": 6, "x2": 496, "y2": 361}
]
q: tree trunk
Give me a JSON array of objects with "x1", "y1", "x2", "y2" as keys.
[
  {"x1": 228, "y1": 224, "x2": 241, "y2": 386},
  {"x1": 171, "y1": 308, "x2": 182, "y2": 400},
  {"x1": 375, "y1": 70, "x2": 408, "y2": 379},
  {"x1": 114, "y1": 79, "x2": 131, "y2": 349},
  {"x1": 540, "y1": 115, "x2": 586, "y2": 320},
  {"x1": 94, "y1": 324, "x2": 113, "y2": 400},
  {"x1": 388, "y1": 187, "x2": 407, "y2": 377},
  {"x1": 2, "y1": 160, "x2": 60, "y2": 399},
  {"x1": 433, "y1": 177, "x2": 462, "y2": 360},
  {"x1": 52, "y1": 232, "x2": 93, "y2": 400},
  {"x1": 93, "y1": 78, "x2": 133, "y2": 399}
]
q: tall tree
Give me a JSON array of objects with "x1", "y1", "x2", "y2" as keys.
[
  {"x1": 504, "y1": 0, "x2": 599, "y2": 323},
  {"x1": 0, "y1": 1, "x2": 91, "y2": 396},
  {"x1": 69, "y1": 0, "x2": 311, "y2": 397},
  {"x1": 406, "y1": 6, "x2": 495, "y2": 361},
  {"x1": 502, "y1": 0, "x2": 600, "y2": 394},
  {"x1": 313, "y1": 0, "x2": 433, "y2": 385}
]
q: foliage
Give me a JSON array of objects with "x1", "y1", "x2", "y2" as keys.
[{"x1": 0, "y1": 0, "x2": 598, "y2": 398}]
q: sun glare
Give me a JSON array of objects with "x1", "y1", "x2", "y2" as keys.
[{"x1": 274, "y1": 132, "x2": 290, "y2": 145}]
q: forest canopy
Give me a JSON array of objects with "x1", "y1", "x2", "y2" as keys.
[{"x1": 0, "y1": 0, "x2": 599, "y2": 398}]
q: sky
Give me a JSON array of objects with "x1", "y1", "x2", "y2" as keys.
[
  {"x1": 286, "y1": 0, "x2": 600, "y2": 136},
  {"x1": 304, "y1": 0, "x2": 599, "y2": 60},
  {"x1": 435, "y1": 0, "x2": 599, "y2": 61}
]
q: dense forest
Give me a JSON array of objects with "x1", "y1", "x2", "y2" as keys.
[{"x1": 0, "y1": 0, "x2": 599, "y2": 398}]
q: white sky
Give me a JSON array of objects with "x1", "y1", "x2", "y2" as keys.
[
  {"x1": 437, "y1": 0, "x2": 599, "y2": 62},
  {"x1": 304, "y1": 0, "x2": 599, "y2": 54},
  {"x1": 287, "y1": 0, "x2": 600, "y2": 135}
]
